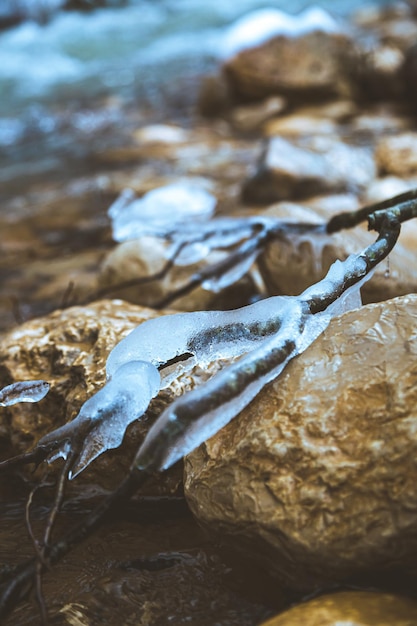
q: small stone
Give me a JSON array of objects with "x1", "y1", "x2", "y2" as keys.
[
  {"x1": 184, "y1": 295, "x2": 417, "y2": 591},
  {"x1": 230, "y1": 96, "x2": 287, "y2": 133},
  {"x1": 375, "y1": 133, "x2": 417, "y2": 176},
  {"x1": 264, "y1": 114, "x2": 337, "y2": 138},
  {"x1": 242, "y1": 136, "x2": 376, "y2": 203},
  {"x1": 258, "y1": 199, "x2": 417, "y2": 305},
  {"x1": 133, "y1": 124, "x2": 191, "y2": 145},
  {"x1": 260, "y1": 591, "x2": 417, "y2": 626},
  {"x1": 350, "y1": 107, "x2": 412, "y2": 138},
  {"x1": 361, "y1": 177, "x2": 417, "y2": 204}
]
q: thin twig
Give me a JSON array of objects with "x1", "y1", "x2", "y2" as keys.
[{"x1": 0, "y1": 468, "x2": 149, "y2": 621}]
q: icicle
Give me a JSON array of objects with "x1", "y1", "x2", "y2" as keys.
[
  {"x1": 134, "y1": 301, "x2": 330, "y2": 472},
  {"x1": 0, "y1": 380, "x2": 49, "y2": 407},
  {"x1": 37, "y1": 361, "x2": 160, "y2": 478},
  {"x1": 202, "y1": 250, "x2": 259, "y2": 292},
  {"x1": 106, "y1": 295, "x2": 297, "y2": 384}
]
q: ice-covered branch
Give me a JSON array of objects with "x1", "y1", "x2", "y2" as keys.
[{"x1": 0, "y1": 380, "x2": 49, "y2": 407}]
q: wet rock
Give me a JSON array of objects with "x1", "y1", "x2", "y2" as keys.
[
  {"x1": 349, "y1": 105, "x2": 413, "y2": 139},
  {"x1": 230, "y1": 96, "x2": 287, "y2": 134},
  {"x1": 263, "y1": 100, "x2": 357, "y2": 138},
  {"x1": 362, "y1": 176, "x2": 417, "y2": 204},
  {"x1": 98, "y1": 236, "x2": 256, "y2": 312},
  {"x1": 184, "y1": 295, "x2": 417, "y2": 591},
  {"x1": 375, "y1": 133, "x2": 417, "y2": 176},
  {"x1": 263, "y1": 114, "x2": 338, "y2": 138},
  {"x1": 242, "y1": 136, "x2": 376, "y2": 203},
  {"x1": 222, "y1": 9, "x2": 355, "y2": 102},
  {"x1": 261, "y1": 591, "x2": 417, "y2": 626},
  {"x1": 258, "y1": 198, "x2": 417, "y2": 305}
]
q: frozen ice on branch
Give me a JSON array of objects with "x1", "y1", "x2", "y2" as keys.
[
  {"x1": 0, "y1": 380, "x2": 49, "y2": 407},
  {"x1": 2, "y1": 190, "x2": 416, "y2": 484}
]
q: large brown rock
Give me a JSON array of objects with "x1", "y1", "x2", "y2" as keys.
[
  {"x1": 261, "y1": 591, "x2": 417, "y2": 626},
  {"x1": 223, "y1": 30, "x2": 355, "y2": 102},
  {"x1": 258, "y1": 199, "x2": 417, "y2": 305},
  {"x1": 242, "y1": 136, "x2": 376, "y2": 203},
  {"x1": 184, "y1": 295, "x2": 417, "y2": 591}
]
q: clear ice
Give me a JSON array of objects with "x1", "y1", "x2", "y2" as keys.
[
  {"x1": 0, "y1": 380, "x2": 50, "y2": 407},
  {"x1": 109, "y1": 182, "x2": 217, "y2": 242}
]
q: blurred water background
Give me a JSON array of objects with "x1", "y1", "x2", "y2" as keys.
[{"x1": 0, "y1": 0, "x2": 391, "y2": 193}]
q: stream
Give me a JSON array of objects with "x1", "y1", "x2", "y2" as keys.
[{"x1": 0, "y1": 0, "x2": 390, "y2": 196}]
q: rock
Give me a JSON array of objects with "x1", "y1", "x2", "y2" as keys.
[
  {"x1": 0, "y1": 300, "x2": 158, "y2": 487},
  {"x1": 230, "y1": 96, "x2": 287, "y2": 134},
  {"x1": 263, "y1": 101, "x2": 357, "y2": 138},
  {"x1": 260, "y1": 591, "x2": 417, "y2": 626},
  {"x1": 98, "y1": 236, "x2": 256, "y2": 312},
  {"x1": 350, "y1": 106, "x2": 412, "y2": 139},
  {"x1": 375, "y1": 133, "x2": 417, "y2": 176},
  {"x1": 184, "y1": 295, "x2": 417, "y2": 591},
  {"x1": 361, "y1": 176, "x2": 417, "y2": 204},
  {"x1": 242, "y1": 136, "x2": 376, "y2": 204},
  {"x1": 221, "y1": 9, "x2": 355, "y2": 102},
  {"x1": 258, "y1": 199, "x2": 417, "y2": 305},
  {"x1": 263, "y1": 115, "x2": 338, "y2": 138}
]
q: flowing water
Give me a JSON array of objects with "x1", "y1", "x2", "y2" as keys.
[{"x1": 0, "y1": 0, "x2": 391, "y2": 194}]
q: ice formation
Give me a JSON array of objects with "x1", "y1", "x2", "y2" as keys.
[
  {"x1": 39, "y1": 361, "x2": 160, "y2": 477},
  {"x1": 109, "y1": 182, "x2": 217, "y2": 242},
  {"x1": 0, "y1": 380, "x2": 49, "y2": 407},
  {"x1": 27, "y1": 245, "x2": 371, "y2": 479},
  {"x1": 221, "y1": 6, "x2": 341, "y2": 60}
]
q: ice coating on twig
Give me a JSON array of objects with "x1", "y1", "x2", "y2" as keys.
[
  {"x1": 37, "y1": 361, "x2": 160, "y2": 478},
  {"x1": 106, "y1": 295, "x2": 297, "y2": 383},
  {"x1": 134, "y1": 300, "x2": 328, "y2": 471},
  {"x1": 133, "y1": 251, "x2": 373, "y2": 472},
  {"x1": 109, "y1": 183, "x2": 217, "y2": 242},
  {"x1": 0, "y1": 380, "x2": 50, "y2": 407}
]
